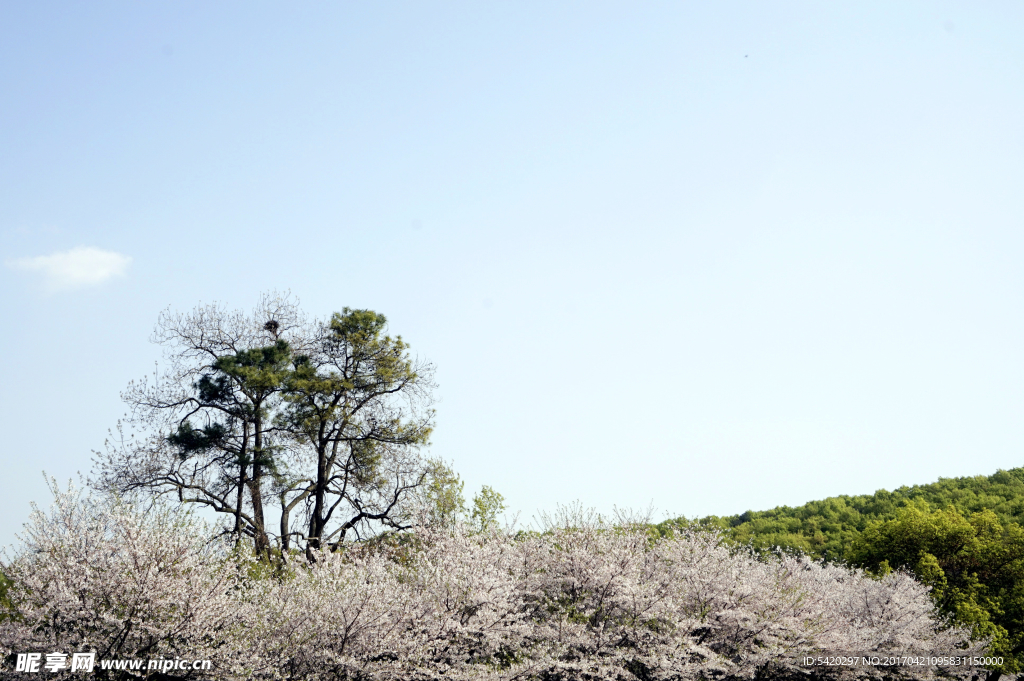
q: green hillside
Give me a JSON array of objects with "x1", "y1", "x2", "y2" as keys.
[
  {"x1": 661, "y1": 467, "x2": 1024, "y2": 561},
  {"x1": 660, "y1": 468, "x2": 1024, "y2": 671}
]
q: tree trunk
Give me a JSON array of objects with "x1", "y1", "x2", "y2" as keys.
[
  {"x1": 250, "y1": 412, "x2": 270, "y2": 560},
  {"x1": 308, "y1": 440, "x2": 329, "y2": 554}
]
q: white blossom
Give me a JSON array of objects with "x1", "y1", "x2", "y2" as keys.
[{"x1": 1, "y1": 491, "x2": 985, "y2": 680}]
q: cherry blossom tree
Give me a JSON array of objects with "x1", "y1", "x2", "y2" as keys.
[
  {"x1": 0, "y1": 482, "x2": 251, "y2": 679},
  {"x1": 2, "y1": 489, "x2": 989, "y2": 680}
]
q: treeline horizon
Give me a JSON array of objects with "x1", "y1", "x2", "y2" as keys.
[{"x1": 661, "y1": 467, "x2": 1024, "y2": 559}]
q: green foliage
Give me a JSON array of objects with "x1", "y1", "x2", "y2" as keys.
[
  {"x1": 661, "y1": 468, "x2": 1024, "y2": 562},
  {"x1": 420, "y1": 459, "x2": 506, "y2": 533},
  {"x1": 213, "y1": 339, "x2": 294, "y2": 396},
  {"x1": 851, "y1": 507, "x2": 1024, "y2": 672},
  {"x1": 328, "y1": 307, "x2": 388, "y2": 343},
  {"x1": 471, "y1": 485, "x2": 506, "y2": 532},
  {"x1": 167, "y1": 421, "x2": 229, "y2": 457},
  {"x1": 422, "y1": 458, "x2": 466, "y2": 529},
  {"x1": 0, "y1": 570, "x2": 13, "y2": 622}
]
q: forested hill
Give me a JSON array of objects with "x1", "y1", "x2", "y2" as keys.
[{"x1": 662, "y1": 467, "x2": 1024, "y2": 561}]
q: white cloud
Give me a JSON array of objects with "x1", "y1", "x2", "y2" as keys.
[{"x1": 7, "y1": 246, "x2": 133, "y2": 290}]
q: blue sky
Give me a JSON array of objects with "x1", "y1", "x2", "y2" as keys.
[{"x1": 3, "y1": 2, "x2": 1024, "y2": 546}]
